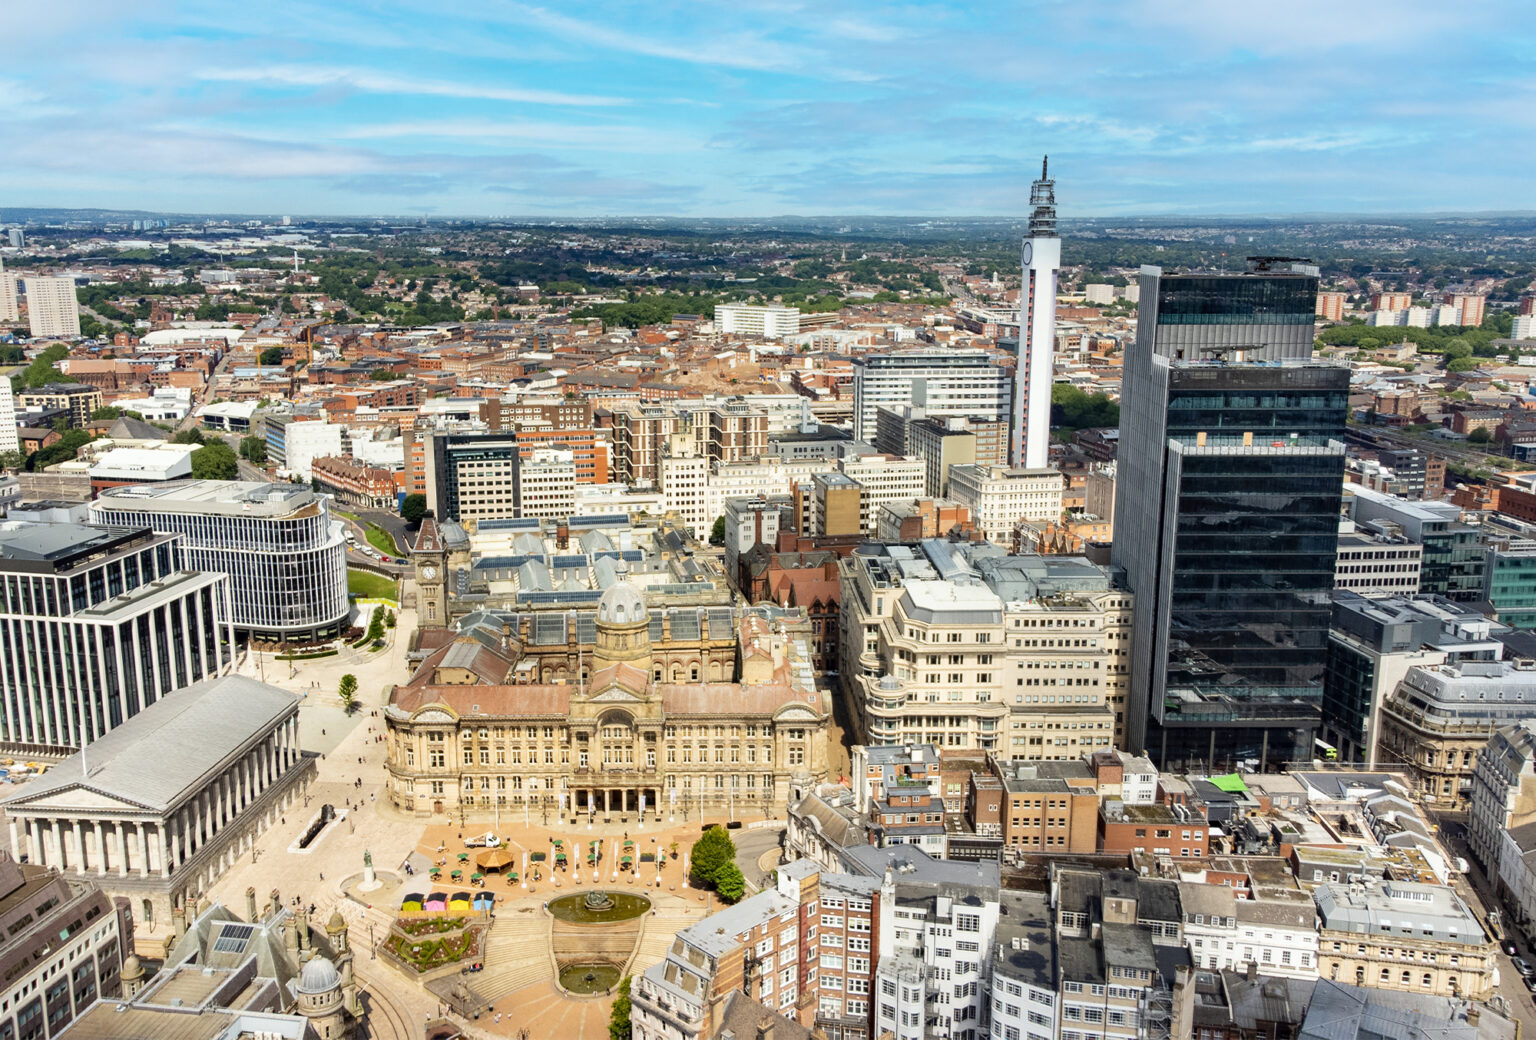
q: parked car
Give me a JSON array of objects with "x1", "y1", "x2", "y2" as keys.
[
  {"x1": 1525, "y1": 975, "x2": 1536, "y2": 995},
  {"x1": 1513, "y1": 956, "x2": 1534, "y2": 978},
  {"x1": 1504, "y1": 940, "x2": 1519, "y2": 956}
]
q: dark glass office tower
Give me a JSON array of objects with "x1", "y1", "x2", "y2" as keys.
[{"x1": 1113, "y1": 260, "x2": 1349, "y2": 770}]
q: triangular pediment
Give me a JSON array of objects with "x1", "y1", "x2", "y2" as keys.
[
  {"x1": 589, "y1": 684, "x2": 644, "y2": 703},
  {"x1": 8, "y1": 785, "x2": 155, "y2": 813}
]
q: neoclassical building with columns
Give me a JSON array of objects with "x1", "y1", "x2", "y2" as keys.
[
  {"x1": 2, "y1": 675, "x2": 313, "y2": 951},
  {"x1": 387, "y1": 581, "x2": 831, "y2": 820}
]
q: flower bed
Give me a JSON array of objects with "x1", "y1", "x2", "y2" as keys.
[
  {"x1": 385, "y1": 925, "x2": 484, "y2": 972},
  {"x1": 398, "y1": 916, "x2": 466, "y2": 936}
]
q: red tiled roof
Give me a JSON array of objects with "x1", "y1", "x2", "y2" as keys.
[{"x1": 391, "y1": 684, "x2": 573, "y2": 717}]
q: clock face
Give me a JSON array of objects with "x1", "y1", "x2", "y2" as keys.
[
  {"x1": 1022, "y1": 240, "x2": 1033, "y2": 265},
  {"x1": 420, "y1": 565, "x2": 437, "y2": 580}
]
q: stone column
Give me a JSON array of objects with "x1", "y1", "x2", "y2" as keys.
[
  {"x1": 93, "y1": 822, "x2": 105, "y2": 874},
  {"x1": 137, "y1": 823, "x2": 148, "y2": 877},
  {"x1": 116, "y1": 822, "x2": 128, "y2": 877},
  {"x1": 7, "y1": 819, "x2": 18, "y2": 863},
  {"x1": 159, "y1": 823, "x2": 171, "y2": 878}
]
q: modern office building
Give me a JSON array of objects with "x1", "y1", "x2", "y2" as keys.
[
  {"x1": 1333, "y1": 520, "x2": 1423, "y2": 597},
  {"x1": 23, "y1": 276, "x2": 82, "y2": 338},
  {"x1": 0, "y1": 522, "x2": 236, "y2": 752},
  {"x1": 850, "y1": 351, "x2": 1011, "y2": 444},
  {"x1": 1483, "y1": 542, "x2": 1536, "y2": 630},
  {"x1": 512, "y1": 447, "x2": 578, "y2": 520},
  {"x1": 1346, "y1": 485, "x2": 1484, "y2": 601},
  {"x1": 1322, "y1": 594, "x2": 1504, "y2": 767},
  {"x1": 714, "y1": 302, "x2": 802, "y2": 339},
  {"x1": 1112, "y1": 260, "x2": 1348, "y2": 770},
  {"x1": 2, "y1": 675, "x2": 311, "y2": 940},
  {"x1": 1013, "y1": 157, "x2": 1060, "y2": 470},
  {"x1": 90, "y1": 481, "x2": 349, "y2": 643},
  {"x1": 0, "y1": 849, "x2": 131, "y2": 1040}
]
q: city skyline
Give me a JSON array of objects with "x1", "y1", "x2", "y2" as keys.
[{"x1": 3, "y1": 1, "x2": 1534, "y2": 218}]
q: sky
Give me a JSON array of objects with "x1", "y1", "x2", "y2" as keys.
[{"x1": 2, "y1": 0, "x2": 1533, "y2": 218}]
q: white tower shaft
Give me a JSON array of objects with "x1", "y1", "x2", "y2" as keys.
[{"x1": 1012, "y1": 157, "x2": 1060, "y2": 470}]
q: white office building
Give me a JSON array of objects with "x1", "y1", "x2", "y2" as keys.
[
  {"x1": 23, "y1": 276, "x2": 82, "y2": 338},
  {"x1": 714, "y1": 303, "x2": 801, "y2": 340},
  {"x1": 0, "y1": 522, "x2": 236, "y2": 751},
  {"x1": 280, "y1": 421, "x2": 346, "y2": 481},
  {"x1": 851, "y1": 351, "x2": 1011, "y2": 444},
  {"x1": 91, "y1": 481, "x2": 349, "y2": 642},
  {"x1": 836, "y1": 454, "x2": 927, "y2": 534},
  {"x1": 946, "y1": 464, "x2": 1064, "y2": 544},
  {"x1": 514, "y1": 448, "x2": 577, "y2": 521}
]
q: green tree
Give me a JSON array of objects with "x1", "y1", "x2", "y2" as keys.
[
  {"x1": 338, "y1": 674, "x2": 358, "y2": 713},
  {"x1": 709, "y1": 515, "x2": 726, "y2": 545},
  {"x1": 14, "y1": 344, "x2": 70, "y2": 390},
  {"x1": 0, "y1": 450, "x2": 25, "y2": 472},
  {"x1": 190, "y1": 441, "x2": 238, "y2": 480},
  {"x1": 1446, "y1": 356, "x2": 1479, "y2": 373},
  {"x1": 1469, "y1": 427, "x2": 1492, "y2": 444},
  {"x1": 714, "y1": 861, "x2": 746, "y2": 904},
  {"x1": 172, "y1": 428, "x2": 206, "y2": 445},
  {"x1": 1050, "y1": 384, "x2": 1120, "y2": 431},
  {"x1": 401, "y1": 492, "x2": 428, "y2": 524},
  {"x1": 689, "y1": 826, "x2": 736, "y2": 889},
  {"x1": 608, "y1": 976, "x2": 632, "y2": 1040},
  {"x1": 239, "y1": 436, "x2": 267, "y2": 463},
  {"x1": 259, "y1": 347, "x2": 285, "y2": 366},
  {"x1": 92, "y1": 406, "x2": 124, "y2": 421}
]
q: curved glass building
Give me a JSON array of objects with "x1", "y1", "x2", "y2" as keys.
[{"x1": 92, "y1": 480, "x2": 349, "y2": 641}]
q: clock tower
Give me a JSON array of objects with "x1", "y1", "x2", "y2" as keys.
[{"x1": 411, "y1": 515, "x2": 449, "y2": 627}]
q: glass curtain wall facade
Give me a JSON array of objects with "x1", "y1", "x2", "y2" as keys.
[
  {"x1": 0, "y1": 525, "x2": 236, "y2": 750},
  {"x1": 1114, "y1": 263, "x2": 1348, "y2": 770},
  {"x1": 91, "y1": 482, "x2": 349, "y2": 642}
]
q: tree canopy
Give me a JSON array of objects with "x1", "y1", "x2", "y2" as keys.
[
  {"x1": 1051, "y1": 384, "x2": 1120, "y2": 431},
  {"x1": 258, "y1": 347, "x2": 285, "y2": 366},
  {"x1": 608, "y1": 977, "x2": 632, "y2": 1040},
  {"x1": 190, "y1": 441, "x2": 238, "y2": 480},
  {"x1": 239, "y1": 436, "x2": 267, "y2": 463},
  {"x1": 401, "y1": 493, "x2": 428, "y2": 524},
  {"x1": 689, "y1": 826, "x2": 737, "y2": 889}
]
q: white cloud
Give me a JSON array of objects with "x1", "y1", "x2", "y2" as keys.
[
  {"x1": 336, "y1": 119, "x2": 704, "y2": 153},
  {"x1": 195, "y1": 65, "x2": 630, "y2": 107}
]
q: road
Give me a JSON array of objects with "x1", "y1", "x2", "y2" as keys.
[
  {"x1": 1432, "y1": 813, "x2": 1536, "y2": 1032},
  {"x1": 732, "y1": 824, "x2": 786, "y2": 892}
]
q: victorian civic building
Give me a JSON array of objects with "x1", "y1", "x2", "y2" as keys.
[{"x1": 385, "y1": 580, "x2": 831, "y2": 819}]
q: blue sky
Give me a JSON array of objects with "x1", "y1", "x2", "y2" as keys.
[{"x1": 2, "y1": 1, "x2": 1533, "y2": 217}]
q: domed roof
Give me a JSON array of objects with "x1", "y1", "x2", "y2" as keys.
[
  {"x1": 596, "y1": 581, "x2": 648, "y2": 626},
  {"x1": 298, "y1": 956, "x2": 341, "y2": 994},
  {"x1": 326, "y1": 908, "x2": 347, "y2": 933}
]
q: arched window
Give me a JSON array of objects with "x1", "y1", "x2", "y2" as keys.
[{"x1": 690, "y1": 664, "x2": 700, "y2": 682}]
